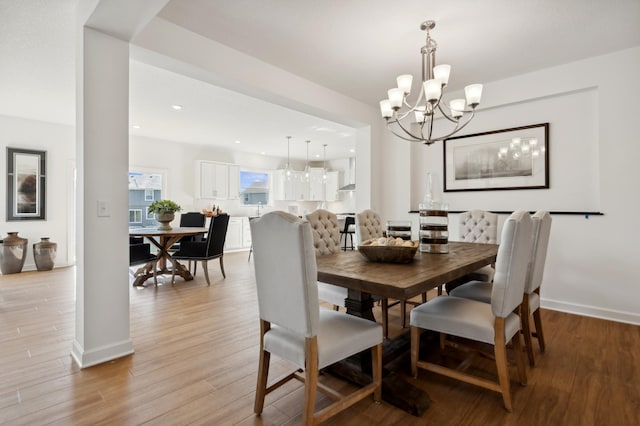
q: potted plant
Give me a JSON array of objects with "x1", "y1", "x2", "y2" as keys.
[{"x1": 148, "y1": 199, "x2": 182, "y2": 230}]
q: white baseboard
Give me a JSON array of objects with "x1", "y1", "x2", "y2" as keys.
[
  {"x1": 71, "y1": 339, "x2": 134, "y2": 369},
  {"x1": 541, "y1": 298, "x2": 640, "y2": 326}
]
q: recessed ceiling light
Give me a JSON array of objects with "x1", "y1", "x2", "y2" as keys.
[
  {"x1": 132, "y1": 125, "x2": 140, "y2": 129},
  {"x1": 234, "y1": 140, "x2": 241, "y2": 144},
  {"x1": 171, "y1": 104, "x2": 183, "y2": 110},
  {"x1": 260, "y1": 151, "x2": 266, "y2": 155},
  {"x1": 315, "y1": 154, "x2": 320, "y2": 158},
  {"x1": 349, "y1": 148, "x2": 355, "y2": 153}
]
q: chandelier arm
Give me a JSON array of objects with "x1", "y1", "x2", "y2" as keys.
[
  {"x1": 393, "y1": 117, "x2": 424, "y2": 140},
  {"x1": 387, "y1": 123, "x2": 427, "y2": 142},
  {"x1": 386, "y1": 108, "x2": 477, "y2": 144},
  {"x1": 426, "y1": 109, "x2": 477, "y2": 143},
  {"x1": 402, "y1": 89, "x2": 425, "y2": 111},
  {"x1": 436, "y1": 103, "x2": 460, "y2": 124}
]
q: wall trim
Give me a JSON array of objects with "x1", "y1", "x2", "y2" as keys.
[
  {"x1": 541, "y1": 297, "x2": 640, "y2": 326},
  {"x1": 71, "y1": 338, "x2": 134, "y2": 369}
]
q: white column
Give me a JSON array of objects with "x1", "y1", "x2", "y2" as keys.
[
  {"x1": 72, "y1": 26, "x2": 132, "y2": 368},
  {"x1": 72, "y1": 0, "x2": 170, "y2": 369}
]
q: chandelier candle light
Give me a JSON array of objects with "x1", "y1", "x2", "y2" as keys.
[{"x1": 380, "y1": 20, "x2": 483, "y2": 145}]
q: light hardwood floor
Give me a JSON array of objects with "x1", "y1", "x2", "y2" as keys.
[{"x1": 1, "y1": 252, "x2": 639, "y2": 425}]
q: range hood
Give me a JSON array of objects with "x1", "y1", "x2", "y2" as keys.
[{"x1": 338, "y1": 157, "x2": 356, "y2": 192}]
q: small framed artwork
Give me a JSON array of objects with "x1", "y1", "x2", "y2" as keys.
[
  {"x1": 7, "y1": 148, "x2": 46, "y2": 221},
  {"x1": 443, "y1": 123, "x2": 549, "y2": 192}
]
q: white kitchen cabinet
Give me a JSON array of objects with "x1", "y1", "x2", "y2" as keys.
[
  {"x1": 242, "y1": 217, "x2": 252, "y2": 247},
  {"x1": 309, "y1": 167, "x2": 324, "y2": 201},
  {"x1": 325, "y1": 170, "x2": 340, "y2": 202},
  {"x1": 225, "y1": 216, "x2": 252, "y2": 251},
  {"x1": 197, "y1": 161, "x2": 228, "y2": 199},
  {"x1": 273, "y1": 170, "x2": 309, "y2": 200},
  {"x1": 228, "y1": 165, "x2": 240, "y2": 199},
  {"x1": 225, "y1": 217, "x2": 243, "y2": 250}
]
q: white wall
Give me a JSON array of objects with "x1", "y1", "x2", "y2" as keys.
[
  {"x1": 381, "y1": 46, "x2": 640, "y2": 325},
  {"x1": 0, "y1": 114, "x2": 75, "y2": 270}
]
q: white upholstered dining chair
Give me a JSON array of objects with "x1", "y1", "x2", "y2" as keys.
[
  {"x1": 444, "y1": 209, "x2": 499, "y2": 294},
  {"x1": 355, "y1": 209, "x2": 384, "y2": 243},
  {"x1": 410, "y1": 210, "x2": 532, "y2": 412},
  {"x1": 356, "y1": 208, "x2": 426, "y2": 329},
  {"x1": 306, "y1": 209, "x2": 392, "y2": 339},
  {"x1": 250, "y1": 211, "x2": 382, "y2": 425},
  {"x1": 449, "y1": 210, "x2": 552, "y2": 366}
]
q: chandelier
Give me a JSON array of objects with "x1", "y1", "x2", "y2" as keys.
[{"x1": 380, "y1": 20, "x2": 483, "y2": 145}]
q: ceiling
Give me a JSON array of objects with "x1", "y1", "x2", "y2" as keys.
[{"x1": 2, "y1": 0, "x2": 640, "y2": 160}]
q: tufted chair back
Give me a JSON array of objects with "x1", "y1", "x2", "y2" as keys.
[
  {"x1": 458, "y1": 210, "x2": 498, "y2": 244},
  {"x1": 305, "y1": 209, "x2": 341, "y2": 256},
  {"x1": 356, "y1": 209, "x2": 384, "y2": 243}
]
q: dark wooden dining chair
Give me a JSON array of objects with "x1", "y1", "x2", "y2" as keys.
[
  {"x1": 170, "y1": 212, "x2": 206, "y2": 273},
  {"x1": 170, "y1": 213, "x2": 230, "y2": 285}
]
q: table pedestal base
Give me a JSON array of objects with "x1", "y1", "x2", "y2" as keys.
[{"x1": 132, "y1": 260, "x2": 194, "y2": 287}]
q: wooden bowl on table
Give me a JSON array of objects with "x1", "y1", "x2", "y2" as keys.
[{"x1": 358, "y1": 238, "x2": 419, "y2": 264}]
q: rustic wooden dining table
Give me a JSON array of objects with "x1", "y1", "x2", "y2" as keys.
[
  {"x1": 129, "y1": 227, "x2": 208, "y2": 287},
  {"x1": 315, "y1": 241, "x2": 499, "y2": 416}
]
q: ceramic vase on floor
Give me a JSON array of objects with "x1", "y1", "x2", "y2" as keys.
[
  {"x1": 0, "y1": 232, "x2": 28, "y2": 274},
  {"x1": 34, "y1": 237, "x2": 57, "y2": 271}
]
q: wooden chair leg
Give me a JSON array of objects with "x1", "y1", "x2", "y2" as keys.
[
  {"x1": 381, "y1": 299, "x2": 389, "y2": 339},
  {"x1": 401, "y1": 300, "x2": 407, "y2": 328},
  {"x1": 521, "y1": 297, "x2": 536, "y2": 366},
  {"x1": 303, "y1": 338, "x2": 319, "y2": 425},
  {"x1": 422, "y1": 292, "x2": 427, "y2": 303},
  {"x1": 372, "y1": 343, "x2": 382, "y2": 402},
  {"x1": 254, "y1": 350, "x2": 270, "y2": 414},
  {"x1": 533, "y1": 308, "x2": 546, "y2": 353},
  {"x1": 203, "y1": 261, "x2": 211, "y2": 286},
  {"x1": 512, "y1": 330, "x2": 528, "y2": 386},
  {"x1": 410, "y1": 326, "x2": 420, "y2": 378},
  {"x1": 254, "y1": 321, "x2": 270, "y2": 414},
  {"x1": 193, "y1": 260, "x2": 197, "y2": 276},
  {"x1": 494, "y1": 318, "x2": 513, "y2": 412},
  {"x1": 219, "y1": 256, "x2": 226, "y2": 278},
  {"x1": 439, "y1": 332, "x2": 446, "y2": 351}
]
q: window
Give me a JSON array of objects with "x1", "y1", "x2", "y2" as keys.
[
  {"x1": 146, "y1": 207, "x2": 155, "y2": 220},
  {"x1": 240, "y1": 169, "x2": 270, "y2": 206},
  {"x1": 129, "y1": 170, "x2": 164, "y2": 227},
  {"x1": 129, "y1": 209, "x2": 142, "y2": 223}
]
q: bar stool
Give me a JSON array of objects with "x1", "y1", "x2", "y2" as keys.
[{"x1": 340, "y1": 216, "x2": 355, "y2": 251}]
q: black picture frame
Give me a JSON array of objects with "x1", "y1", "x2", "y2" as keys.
[
  {"x1": 7, "y1": 147, "x2": 46, "y2": 221},
  {"x1": 443, "y1": 123, "x2": 549, "y2": 192}
]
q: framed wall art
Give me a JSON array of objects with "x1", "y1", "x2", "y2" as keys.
[
  {"x1": 7, "y1": 147, "x2": 46, "y2": 221},
  {"x1": 443, "y1": 123, "x2": 549, "y2": 192}
]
